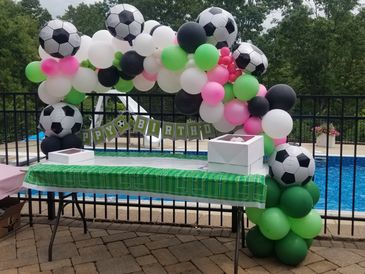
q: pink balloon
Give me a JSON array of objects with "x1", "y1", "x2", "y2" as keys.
[
  {"x1": 224, "y1": 99, "x2": 250, "y2": 125},
  {"x1": 142, "y1": 71, "x2": 157, "y2": 81},
  {"x1": 59, "y1": 56, "x2": 79, "y2": 76},
  {"x1": 41, "y1": 58, "x2": 59, "y2": 76},
  {"x1": 221, "y1": 56, "x2": 231, "y2": 65},
  {"x1": 207, "y1": 65, "x2": 229, "y2": 85},
  {"x1": 244, "y1": 117, "x2": 262, "y2": 135},
  {"x1": 201, "y1": 82, "x2": 225, "y2": 106},
  {"x1": 274, "y1": 137, "x2": 287, "y2": 146},
  {"x1": 257, "y1": 84, "x2": 267, "y2": 97},
  {"x1": 220, "y1": 47, "x2": 231, "y2": 57}
]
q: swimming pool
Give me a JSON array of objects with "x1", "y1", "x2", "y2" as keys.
[{"x1": 314, "y1": 155, "x2": 365, "y2": 212}]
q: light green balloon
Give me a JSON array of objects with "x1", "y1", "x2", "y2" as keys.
[
  {"x1": 64, "y1": 88, "x2": 86, "y2": 105},
  {"x1": 259, "y1": 207, "x2": 290, "y2": 240},
  {"x1": 115, "y1": 78, "x2": 133, "y2": 92},
  {"x1": 246, "y1": 207, "x2": 264, "y2": 224},
  {"x1": 223, "y1": 83, "x2": 235, "y2": 103},
  {"x1": 25, "y1": 61, "x2": 46, "y2": 83},
  {"x1": 114, "y1": 51, "x2": 123, "y2": 60},
  {"x1": 233, "y1": 74, "x2": 259, "y2": 101},
  {"x1": 288, "y1": 210, "x2": 323, "y2": 239},
  {"x1": 263, "y1": 134, "x2": 275, "y2": 157},
  {"x1": 194, "y1": 44, "x2": 219, "y2": 71},
  {"x1": 161, "y1": 46, "x2": 188, "y2": 71}
]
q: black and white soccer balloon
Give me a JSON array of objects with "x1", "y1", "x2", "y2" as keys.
[
  {"x1": 105, "y1": 4, "x2": 144, "y2": 43},
  {"x1": 196, "y1": 7, "x2": 238, "y2": 49},
  {"x1": 39, "y1": 103, "x2": 83, "y2": 138},
  {"x1": 39, "y1": 19, "x2": 81, "y2": 58},
  {"x1": 268, "y1": 144, "x2": 315, "y2": 187},
  {"x1": 233, "y1": 42, "x2": 268, "y2": 76}
]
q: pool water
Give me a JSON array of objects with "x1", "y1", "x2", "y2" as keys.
[{"x1": 314, "y1": 156, "x2": 365, "y2": 212}]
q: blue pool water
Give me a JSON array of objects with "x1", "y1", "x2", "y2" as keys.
[{"x1": 314, "y1": 156, "x2": 365, "y2": 212}]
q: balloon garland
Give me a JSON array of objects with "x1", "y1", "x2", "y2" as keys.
[{"x1": 25, "y1": 4, "x2": 322, "y2": 265}]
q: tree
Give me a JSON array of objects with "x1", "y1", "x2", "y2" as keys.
[{"x1": 19, "y1": 0, "x2": 51, "y2": 26}]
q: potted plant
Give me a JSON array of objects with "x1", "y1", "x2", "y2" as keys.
[{"x1": 313, "y1": 123, "x2": 340, "y2": 148}]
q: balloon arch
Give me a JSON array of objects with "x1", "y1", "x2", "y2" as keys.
[{"x1": 25, "y1": 4, "x2": 322, "y2": 266}]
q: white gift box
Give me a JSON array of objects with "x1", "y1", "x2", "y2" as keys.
[
  {"x1": 208, "y1": 134, "x2": 264, "y2": 175},
  {"x1": 48, "y1": 148, "x2": 95, "y2": 164}
]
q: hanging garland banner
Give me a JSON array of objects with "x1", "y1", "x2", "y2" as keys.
[{"x1": 80, "y1": 114, "x2": 218, "y2": 145}]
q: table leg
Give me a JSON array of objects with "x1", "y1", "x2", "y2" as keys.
[
  {"x1": 72, "y1": 193, "x2": 87, "y2": 234},
  {"x1": 48, "y1": 194, "x2": 64, "y2": 261},
  {"x1": 234, "y1": 207, "x2": 242, "y2": 274}
]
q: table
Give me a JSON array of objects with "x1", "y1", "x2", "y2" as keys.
[
  {"x1": 0, "y1": 164, "x2": 25, "y2": 200},
  {"x1": 24, "y1": 151, "x2": 267, "y2": 273}
]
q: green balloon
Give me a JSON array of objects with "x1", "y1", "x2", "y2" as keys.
[
  {"x1": 246, "y1": 207, "x2": 264, "y2": 224},
  {"x1": 280, "y1": 186, "x2": 313, "y2": 218},
  {"x1": 194, "y1": 44, "x2": 219, "y2": 71},
  {"x1": 263, "y1": 134, "x2": 275, "y2": 157},
  {"x1": 223, "y1": 83, "x2": 235, "y2": 103},
  {"x1": 288, "y1": 210, "x2": 323, "y2": 239},
  {"x1": 303, "y1": 180, "x2": 320, "y2": 205},
  {"x1": 275, "y1": 231, "x2": 308, "y2": 266},
  {"x1": 259, "y1": 207, "x2": 290, "y2": 240},
  {"x1": 113, "y1": 59, "x2": 121, "y2": 68},
  {"x1": 246, "y1": 226, "x2": 275, "y2": 257},
  {"x1": 25, "y1": 61, "x2": 46, "y2": 83},
  {"x1": 114, "y1": 51, "x2": 123, "y2": 60},
  {"x1": 233, "y1": 74, "x2": 259, "y2": 101},
  {"x1": 305, "y1": 238, "x2": 313, "y2": 248},
  {"x1": 161, "y1": 46, "x2": 188, "y2": 71},
  {"x1": 115, "y1": 78, "x2": 133, "y2": 92},
  {"x1": 265, "y1": 176, "x2": 281, "y2": 208},
  {"x1": 64, "y1": 88, "x2": 86, "y2": 105}
]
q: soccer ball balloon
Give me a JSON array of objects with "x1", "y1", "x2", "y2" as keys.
[
  {"x1": 268, "y1": 144, "x2": 315, "y2": 187},
  {"x1": 196, "y1": 7, "x2": 237, "y2": 49},
  {"x1": 233, "y1": 42, "x2": 268, "y2": 76},
  {"x1": 39, "y1": 103, "x2": 83, "y2": 138},
  {"x1": 105, "y1": 4, "x2": 144, "y2": 43},
  {"x1": 39, "y1": 19, "x2": 81, "y2": 58}
]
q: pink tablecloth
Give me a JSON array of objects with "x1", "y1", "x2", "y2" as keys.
[{"x1": 0, "y1": 164, "x2": 25, "y2": 200}]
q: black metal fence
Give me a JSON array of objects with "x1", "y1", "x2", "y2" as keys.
[{"x1": 1, "y1": 92, "x2": 365, "y2": 236}]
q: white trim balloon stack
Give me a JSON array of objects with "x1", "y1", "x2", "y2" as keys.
[{"x1": 25, "y1": 4, "x2": 322, "y2": 265}]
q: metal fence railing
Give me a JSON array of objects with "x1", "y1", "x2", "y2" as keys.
[{"x1": 1, "y1": 92, "x2": 365, "y2": 236}]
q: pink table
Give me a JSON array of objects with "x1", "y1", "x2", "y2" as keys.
[{"x1": 0, "y1": 164, "x2": 25, "y2": 200}]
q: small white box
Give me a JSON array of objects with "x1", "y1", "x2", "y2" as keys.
[
  {"x1": 208, "y1": 134, "x2": 264, "y2": 175},
  {"x1": 48, "y1": 148, "x2": 94, "y2": 164}
]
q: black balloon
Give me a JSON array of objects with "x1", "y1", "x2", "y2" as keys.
[
  {"x1": 41, "y1": 136, "x2": 61, "y2": 157},
  {"x1": 175, "y1": 90, "x2": 202, "y2": 115},
  {"x1": 248, "y1": 96, "x2": 270, "y2": 117},
  {"x1": 266, "y1": 84, "x2": 297, "y2": 111},
  {"x1": 61, "y1": 134, "x2": 83, "y2": 149},
  {"x1": 98, "y1": 66, "x2": 120, "y2": 87},
  {"x1": 119, "y1": 70, "x2": 135, "y2": 80},
  {"x1": 120, "y1": 51, "x2": 145, "y2": 77},
  {"x1": 177, "y1": 22, "x2": 207, "y2": 53}
]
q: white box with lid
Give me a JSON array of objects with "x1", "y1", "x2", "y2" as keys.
[{"x1": 208, "y1": 134, "x2": 264, "y2": 175}]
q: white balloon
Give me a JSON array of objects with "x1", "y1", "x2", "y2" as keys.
[
  {"x1": 38, "y1": 46, "x2": 57, "y2": 60},
  {"x1": 185, "y1": 59, "x2": 196, "y2": 69},
  {"x1": 133, "y1": 74, "x2": 155, "y2": 92},
  {"x1": 88, "y1": 41, "x2": 114, "y2": 68},
  {"x1": 144, "y1": 56, "x2": 161, "y2": 74},
  {"x1": 143, "y1": 20, "x2": 160, "y2": 34},
  {"x1": 38, "y1": 81, "x2": 62, "y2": 104},
  {"x1": 44, "y1": 77, "x2": 72, "y2": 98},
  {"x1": 213, "y1": 116, "x2": 235, "y2": 133},
  {"x1": 234, "y1": 128, "x2": 247, "y2": 135},
  {"x1": 112, "y1": 37, "x2": 132, "y2": 53},
  {"x1": 92, "y1": 30, "x2": 113, "y2": 43},
  {"x1": 152, "y1": 26, "x2": 175, "y2": 48},
  {"x1": 157, "y1": 69, "x2": 181, "y2": 93},
  {"x1": 262, "y1": 109, "x2": 293, "y2": 138},
  {"x1": 94, "y1": 81, "x2": 110, "y2": 93},
  {"x1": 199, "y1": 102, "x2": 224, "y2": 123},
  {"x1": 180, "y1": 67, "x2": 207, "y2": 95},
  {"x1": 72, "y1": 67, "x2": 98, "y2": 93},
  {"x1": 75, "y1": 35, "x2": 92, "y2": 62},
  {"x1": 133, "y1": 33, "x2": 155, "y2": 57}
]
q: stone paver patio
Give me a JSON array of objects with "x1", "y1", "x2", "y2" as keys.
[{"x1": 1, "y1": 217, "x2": 365, "y2": 274}]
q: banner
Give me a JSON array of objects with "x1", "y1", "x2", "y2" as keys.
[{"x1": 81, "y1": 114, "x2": 218, "y2": 145}]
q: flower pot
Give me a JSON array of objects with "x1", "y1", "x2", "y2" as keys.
[{"x1": 316, "y1": 133, "x2": 335, "y2": 148}]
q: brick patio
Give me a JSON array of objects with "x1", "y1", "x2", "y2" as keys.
[{"x1": 1, "y1": 217, "x2": 365, "y2": 274}]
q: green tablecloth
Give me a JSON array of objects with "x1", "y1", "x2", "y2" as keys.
[{"x1": 24, "y1": 151, "x2": 267, "y2": 207}]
